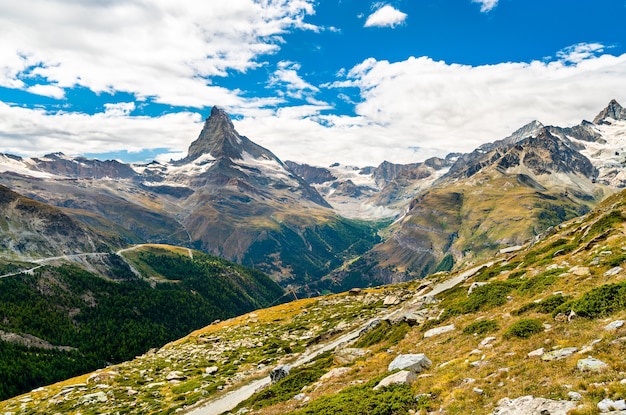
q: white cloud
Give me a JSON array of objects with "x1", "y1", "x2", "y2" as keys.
[
  {"x1": 0, "y1": 0, "x2": 318, "y2": 108},
  {"x1": 557, "y1": 42, "x2": 606, "y2": 64},
  {"x1": 364, "y1": 4, "x2": 407, "y2": 28},
  {"x1": 26, "y1": 84, "x2": 65, "y2": 99},
  {"x1": 236, "y1": 49, "x2": 626, "y2": 166},
  {"x1": 270, "y1": 61, "x2": 320, "y2": 99},
  {"x1": 0, "y1": 101, "x2": 202, "y2": 158},
  {"x1": 472, "y1": 0, "x2": 499, "y2": 13}
]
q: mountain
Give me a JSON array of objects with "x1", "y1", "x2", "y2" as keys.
[
  {"x1": 7, "y1": 185, "x2": 626, "y2": 414},
  {"x1": 326, "y1": 101, "x2": 626, "y2": 289},
  {"x1": 0, "y1": 107, "x2": 382, "y2": 288},
  {"x1": 0, "y1": 243, "x2": 283, "y2": 400},
  {"x1": 0, "y1": 184, "x2": 125, "y2": 258}
]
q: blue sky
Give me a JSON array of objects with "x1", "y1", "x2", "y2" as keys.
[{"x1": 1, "y1": 0, "x2": 625, "y2": 167}]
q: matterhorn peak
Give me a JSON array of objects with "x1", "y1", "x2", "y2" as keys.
[
  {"x1": 183, "y1": 106, "x2": 245, "y2": 162},
  {"x1": 593, "y1": 99, "x2": 626, "y2": 125}
]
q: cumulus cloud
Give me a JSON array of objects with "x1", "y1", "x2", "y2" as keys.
[
  {"x1": 557, "y1": 42, "x2": 606, "y2": 64},
  {"x1": 472, "y1": 0, "x2": 499, "y2": 13},
  {"x1": 270, "y1": 61, "x2": 320, "y2": 100},
  {"x1": 0, "y1": 101, "x2": 202, "y2": 158},
  {"x1": 364, "y1": 4, "x2": 407, "y2": 28},
  {"x1": 0, "y1": 0, "x2": 318, "y2": 108},
  {"x1": 240, "y1": 49, "x2": 626, "y2": 166}
]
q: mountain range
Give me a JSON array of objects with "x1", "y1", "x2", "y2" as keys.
[{"x1": 0, "y1": 99, "x2": 626, "y2": 403}]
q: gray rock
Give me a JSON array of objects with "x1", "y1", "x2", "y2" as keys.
[
  {"x1": 567, "y1": 391, "x2": 583, "y2": 401},
  {"x1": 527, "y1": 348, "x2": 545, "y2": 358},
  {"x1": 424, "y1": 324, "x2": 455, "y2": 338},
  {"x1": 577, "y1": 357, "x2": 609, "y2": 372},
  {"x1": 166, "y1": 371, "x2": 185, "y2": 381},
  {"x1": 388, "y1": 354, "x2": 432, "y2": 374},
  {"x1": 598, "y1": 398, "x2": 626, "y2": 412},
  {"x1": 373, "y1": 370, "x2": 417, "y2": 390},
  {"x1": 604, "y1": 266, "x2": 623, "y2": 276},
  {"x1": 541, "y1": 347, "x2": 578, "y2": 361},
  {"x1": 605, "y1": 320, "x2": 625, "y2": 331},
  {"x1": 493, "y1": 395, "x2": 576, "y2": 414},
  {"x1": 479, "y1": 336, "x2": 497, "y2": 348},
  {"x1": 79, "y1": 391, "x2": 108, "y2": 405},
  {"x1": 383, "y1": 295, "x2": 401, "y2": 306},
  {"x1": 270, "y1": 365, "x2": 290, "y2": 384}
]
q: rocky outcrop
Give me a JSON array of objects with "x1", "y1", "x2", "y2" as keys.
[
  {"x1": 593, "y1": 99, "x2": 626, "y2": 124},
  {"x1": 388, "y1": 354, "x2": 432, "y2": 373},
  {"x1": 492, "y1": 395, "x2": 576, "y2": 415}
]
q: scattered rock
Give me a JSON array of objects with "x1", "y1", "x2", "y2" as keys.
[
  {"x1": 567, "y1": 391, "x2": 583, "y2": 401},
  {"x1": 541, "y1": 347, "x2": 578, "y2": 361},
  {"x1": 205, "y1": 366, "x2": 219, "y2": 375},
  {"x1": 270, "y1": 365, "x2": 290, "y2": 384},
  {"x1": 388, "y1": 354, "x2": 432, "y2": 374},
  {"x1": 492, "y1": 395, "x2": 576, "y2": 414},
  {"x1": 319, "y1": 367, "x2": 350, "y2": 380},
  {"x1": 424, "y1": 324, "x2": 455, "y2": 338},
  {"x1": 473, "y1": 388, "x2": 484, "y2": 395},
  {"x1": 349, "y1": 288, "x2": 362, "y2": 295},
  {"x1": 571, "y1": 266, "x2": 591, "y2": 276},
  {"x1": 78, "y1": 391, "x2": 108, "y2": 405},
  {"x1": 604, "y1": 267, "x2": 623, "y2": 277},
  {"x1": 605, "y1": 320, "x2": 625, "y2": 331},
  {"x1": 334, "y1": 348, "x2": 369, "y2": 365},
  {"x1": 166, "y1": 371, "x2": 185, "y2": 381},
  {"x1": 383, "y1": 295, "x2": 400, "y2": 306},
  {"x1": 373, "y1": 370, "x2": 417, "y2": 391},
  {"x1": 598, "y1": 398, "x2": 626, "y2": 412},
  {"x1": 479, "y1": 336, "x2": 497, "y2": 348},
  {"x1": 527, "y1": 348, "x2": 545, "y2": 358},
  {"x1": 567, "y1": 310, "x2": 579, "y2": 322},
  {"x1": 577, "y1": 357, "x2": 609, "y2": 372}
]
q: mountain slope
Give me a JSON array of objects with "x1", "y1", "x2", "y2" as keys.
[
  {"x1": 0, "y1": 108, "x2": 381, "y2": 288},
  {"x1": 7, "y1": 186, "x2": 626, "y2": 414},
  {"x1": 0, "y1": 244, "x2": 283, "y2": 400}
]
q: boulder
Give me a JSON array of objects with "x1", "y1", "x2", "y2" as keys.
[
  {"x1": 527, "y1": 348, "x2": 544, "y2": 358},
  {"x1": 424, "y1": 324, "x2": 455, "y2": 338},
  {"x1": 270, "y1": 365, "x2": 290, "y2": 384},
  {"x1": 383, "y1": 295, "x2": 400, "y2": 306},
  {"x1": 598, "y1": 398, "x2": 626, "y2": 412},
  {"x1": 479, "y1": 336, "x2": 497, "y2": 348},
  {"x1": 373, "y1": 370, "x2": 417, "y2": 391},
  {"x1": 541, "y1": 347, "x2": 578, "y2": 361},
  {"x1": 166, "y1": 371, "x2": 185, "y2": 381},
  {"x1": 319, "y1": 367, "x2": 350, "y2": 380},
  {"x1": 577, "y1": 357, "x2": 609, "y2": 372},
  {"x1": 493, "y1": 395, "x2": 576, "y2": 414},
  {"x1": 604, "y1": 320, "x2": 625, "y2": 331},
  {"x1": 388, "y1": 354, "x2": 432, "y2": 374}
]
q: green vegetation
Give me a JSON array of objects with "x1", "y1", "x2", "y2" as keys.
[
  {"x1": 504, "y1": 318, "x2": 544, "y2": 338},
  {"x1": 0, "y1": 248, "x2": 283, "y2": 400},
  {"x1": 354, "y1": 321, "x2": 410, "y2": 348},
  {"x1": 289, "y1": 380, "x2": 416, "y2": 415},
  {"x1": 243, "y1": 218, "x2": 382, "y2": 289},
  {"x1": 239, "y1": 352, "x2": 334, "y2": 410},
  {"x1": 434, "y1": 254, "x2": 454, "y2": 273},
  {"x1": 462, "y1": 319, "x2": 498, "y2": 335},
  {"x1": 553, "y1": 281, "x2": 626, "y2": 318}
]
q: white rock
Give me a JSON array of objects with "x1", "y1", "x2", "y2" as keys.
[
  {"x1": 568, "y1": 391, "x2": 583, "y2": 401},
  {"x1": 388, "y1": 354, "x2": 432, "y2": 374},
  {"x1": 479, "y1": 336, "x2": 497, "y2": 348},
  {"x1": 604, "y1": 266, "x2": 623, "y2": 276},
  {"x1": 527, "y1": 348, "x2": 544, "y2": 358},
  {"x1": 373, "y1": 370, "x2": 417, "y2": 391},
  {"x1": 383, "y1": 295, "x2": 401, "y2": 306},
  {"x1": 605, "y1": 320, "x2": 625, "y2": 331},
  {"x1": 598, "y1": 398, "x2": 626, "y2": 412},
  {"x1": 424, "y1": 324, "x2": 455, "y2": 338},
  {"x1": 319, "y1": 367, "x2": 350, "y2": 380},
  {"x1": 493, "y1": 395, "x2": 576, "y2": 414},
  {"x1": 541, "y1": 347, "x2": 578, "y2": 361},
  {"x1": 79, "y1": 391, "x2": 108, "y2": 405},
  {"x1": 205, "y1": 366, "x2": 219, "y2": 375},
  {"x1": 577, "y1": 357, "x2": 609, "y2": 372}
]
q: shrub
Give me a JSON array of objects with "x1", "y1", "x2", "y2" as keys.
[
  {"x1": 504, "y1": 319, "x2": 544, "y2": 339},
  {"x1": 463, "y1": 319, "x2": 498, "y2": 335},
  {"x1": 553, "y1": 282, "x2": 626, "y2": 318}
]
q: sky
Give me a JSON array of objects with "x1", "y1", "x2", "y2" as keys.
[{"x1": 1, "y1": 0, "x2": 626, "y2": 167}]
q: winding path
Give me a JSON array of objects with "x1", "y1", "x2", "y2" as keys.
[{"x1": 184, "y1": 261, "x2": 492, "y2": 415}]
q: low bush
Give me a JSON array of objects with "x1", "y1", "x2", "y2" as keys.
[
  {"x1": 504, "y1": 319, "x2": 544, "y2": 339},
  {"x1": 462, "y1": 319, "x2": 498, "y2": 335}
]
